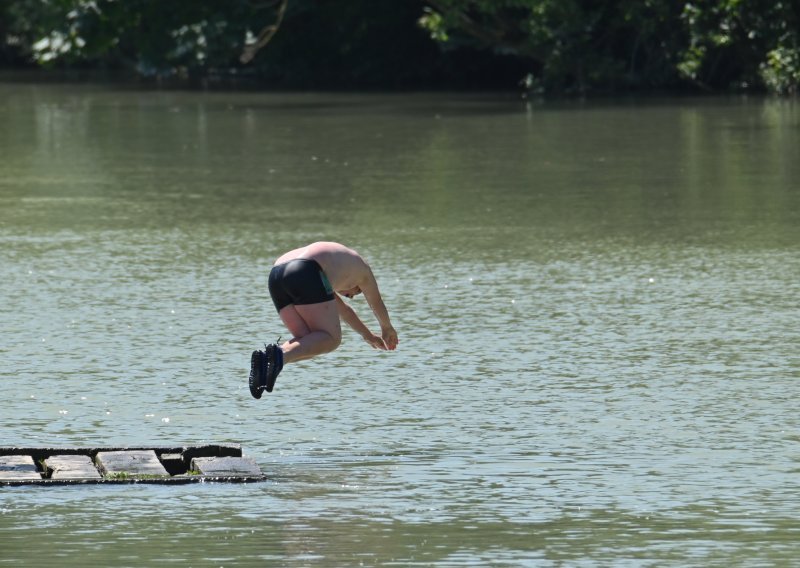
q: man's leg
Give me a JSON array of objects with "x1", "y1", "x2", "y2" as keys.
[
  {"x1": 251, "y1": 304, "x2": 307, "y2": 397},
  {"x1": 276, "y1": 304, "x2": 310, "y2": 359},
  {"x1": 278, "y1": 304, "x2": 311, "y2": 338},
  {"x1": 279, "y1": 300, "x2": 341, "y2": 364}
]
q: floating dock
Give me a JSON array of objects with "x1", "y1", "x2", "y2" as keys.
[{"x1": 0, "y1": 444, "x2": 266, "y2": 485}]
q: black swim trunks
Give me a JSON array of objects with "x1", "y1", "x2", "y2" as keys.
[{"x1": 268, "y1": 259, "x2": 335, "y2": 312}]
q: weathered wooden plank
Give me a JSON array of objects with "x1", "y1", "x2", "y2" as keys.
[
  {"x1": 45, "y1": 455, "x2": 102, "y2": 480},
  {"x1": 191, "y1": 456, "x2": 263, "y2": 478},
  {"x1": 0, "y1": 455, "x2": 41, "y2": 481},
  {"x1": 96, "y1": 450, "x2": 169, "y2": 478}
]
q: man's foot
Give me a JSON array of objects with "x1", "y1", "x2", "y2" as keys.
[
  {"x1": 263, "y1": 343, "x2": 284, "y2": 393},
  {"x1": 249, "y1": 349, "x2": 266, "y2": 399},
  {"x1": 249, "y1": 344, "x2": 284, "y2": 399}
]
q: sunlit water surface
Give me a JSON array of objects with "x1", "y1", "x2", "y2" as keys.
[{"x1": 1, "y1": 84, "x2": 799, "y2": 566}]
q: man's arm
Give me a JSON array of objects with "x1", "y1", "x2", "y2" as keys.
[
  {"x1": 335, "y1": 294, "x2": 388, "y2": 350},
  {"x1": 358, "y1": 267, "x2": 398, "y2": 350}
]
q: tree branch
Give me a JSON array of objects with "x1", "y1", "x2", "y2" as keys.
[{"x1": 240, "y1": 0, "x2": 288, "y2": 64}]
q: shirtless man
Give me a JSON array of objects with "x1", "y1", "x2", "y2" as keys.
[{"x1": 249, "y1": 241, "x2": 399, "y2": 398}]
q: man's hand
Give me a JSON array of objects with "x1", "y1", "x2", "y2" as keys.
[
  {"x1": 363, "y1": 332, "x2": 388, "y2": 350},
  {"x1": 381, "y1": 326, "x2": 398, "y2": 351}
]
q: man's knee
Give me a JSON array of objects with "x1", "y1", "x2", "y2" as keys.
[{"x1": 324, "y1": 331, "x2": 342, "y2": 353}]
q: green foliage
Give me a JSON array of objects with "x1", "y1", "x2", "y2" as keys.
[
  {"x1": 677, "y1": 0, "x2": 799, "y2": 92},
  {"x1": 104, "y1": 472, "x2": 166, "y2": 480},
  {"x1": 3, "y1": 0, "x2": 279, "y2": 74},
  {"x1": 421, "y1": 0, "x2": 800, "y2": 94},
  {"x1": 1, "y1": 0, "x2": 798, "y2": 94},
  {"x1": 419, "y1": 0, "x2": 687, "y2": 92},
  {"x1": 761, "y1": 44, "x2": 800, "y2": 95},
  {"x1": 3, "y1": 0, "x2": 516, "y2": 88}
]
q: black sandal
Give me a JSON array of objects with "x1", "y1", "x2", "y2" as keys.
[
  {"x1": 263, "y1": 343, "x2": 284, "y2": 393},
  {"x1": 249, "y1": 349, "x2": 266, "y2": 399}
]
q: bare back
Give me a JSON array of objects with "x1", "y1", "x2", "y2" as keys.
[{"x1": 275, "y1": 241, "x2": 369, "y2": 292}]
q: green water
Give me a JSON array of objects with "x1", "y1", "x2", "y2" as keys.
[{"x1": 1, "y1": 84, "x2": 799, "y2": 566}]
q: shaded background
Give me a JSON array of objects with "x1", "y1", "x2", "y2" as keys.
[{"x1": 1, "y1": 0, "x2": 799, "y2": 94}]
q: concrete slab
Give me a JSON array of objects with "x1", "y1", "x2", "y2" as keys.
[
  {"x1": 96, "y1": 450, "x2": 169, "y2": 478},
  {"x1": 45, "y1": 455, "x2": 102, "y2": 480},
  {"x1": 0, "y1": 455, "x2": 41, "y2": 481},
  {"x1": 0, "y1": 445, "x2": 263, "y2": 485},
  {"x1": 191, "y1": 456, "x2": 263, "y2": 478},
  {"x1": 182, "y1": 444, "x2": 242, "y2": 463}
]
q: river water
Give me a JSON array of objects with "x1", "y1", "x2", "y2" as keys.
[{"x1": 1, "y1": 84, "x2": 798, "y2": 566}]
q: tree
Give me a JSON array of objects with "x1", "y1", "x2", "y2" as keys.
[
  {"x1": 5, "y1": 0, "x2": 285, "y2": 75},
  {"x1": 419, "y1": 0, "x2": 800, "y2": 94},
  {"x1": 678, "y1": 0, "x2": 799, "y2": 94},
  {"x1": 2, "y1": 0, "x2": 798, "y2": 93},
  {"x1": 418, "y1": 0, "x2": 687, "y2": 93}
]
